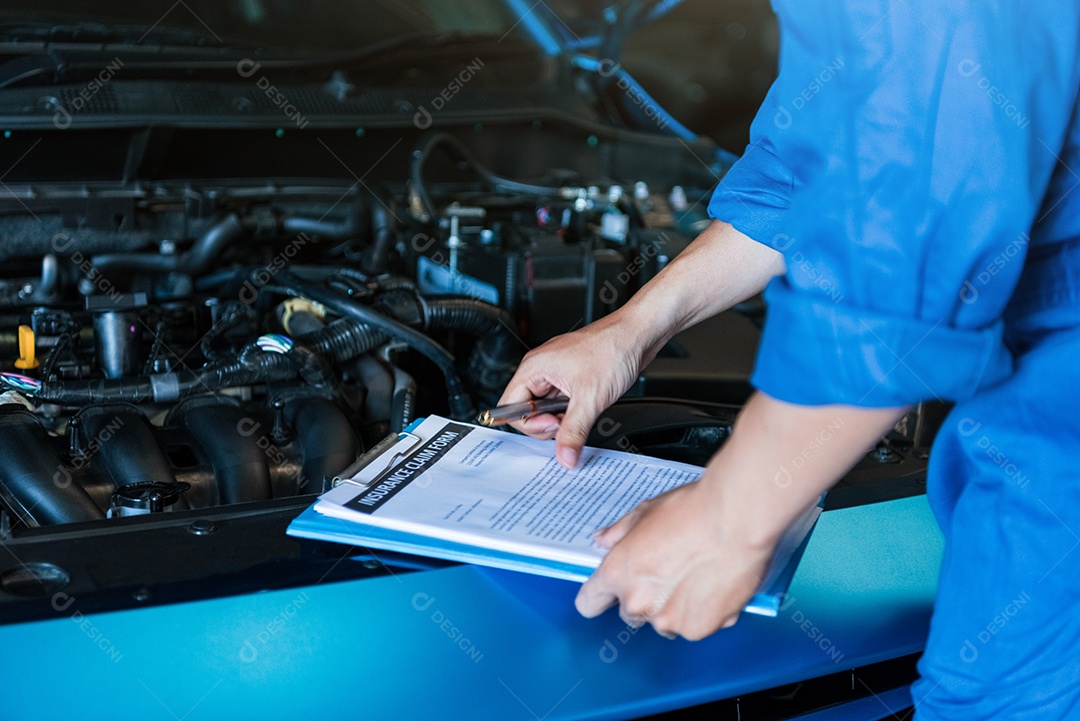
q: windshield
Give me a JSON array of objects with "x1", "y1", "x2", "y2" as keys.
[{"x1": 0, "y1": 0, "x2": 520, "y2": 54}]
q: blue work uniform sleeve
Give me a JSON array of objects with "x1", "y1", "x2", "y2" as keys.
[
  {"x1": 709, "y1": 1, "x2": 1080, "y2": 407},
  {"x1": 707, "y1": 81, "x2": 795, "y2": 244}
]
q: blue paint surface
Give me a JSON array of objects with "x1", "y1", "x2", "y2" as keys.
[{"x1": 0, "y1": 495, "x2": 941, "y2": 720}]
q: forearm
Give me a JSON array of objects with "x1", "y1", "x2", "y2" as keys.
[
  {"x1": 618, "y1": 220, "x2": 784, "y2": 363},
  {"x1": 699, "y1": 391, "x2": 908, "y2": 551}
]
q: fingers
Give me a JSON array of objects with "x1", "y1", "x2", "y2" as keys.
[
  {"x1": 555, "y1": 395, "x2": 603, "y2": 469},
  {"x1": 519, "y1": 412, "x2": 561, "y2": 439},
  {"x1": 578, "y1": 518, "x2": 664, "y2": 623},
  {"x1": 498, "y1": 323, "x2": 638, "y2": 458},
  {"x1": 579, "y1": 563, "x2": 676, "y2": 634},
  {"x1": 498, "y1": 375, "x2": 554, "y2": 408},
  {"x1": 502, "y1": 382, "x2": 563, "y2": 438},
  {"x1": 652, "y1": 601, "x2": 739, "y2": 641},
  {"x1": 618, "y1": 604, "x2": 647, "y2": 629},
  {"x1": 594, "y1": 502, "x2": 647, "y2": 549},
  {"x1": 577, "y1": 559, "x2": 735, "y2": 641},
  {"x1": 575, "y1": 574, "x2": 619, "y2": 618},
  {"x1": 499, "y1": 350, "x2": 567, "y2": 438}
]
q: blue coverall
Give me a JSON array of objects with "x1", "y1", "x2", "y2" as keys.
[{"x1": 707, "y1": 2, "x2": 1080, "y2": 717}]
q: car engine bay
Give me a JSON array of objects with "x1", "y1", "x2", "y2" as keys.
[
  {"x1": 0, "y1": 48, "x2": 934, "y2": 624},
  {"x1": 0, "y1": 117, "x2": 719, "y2": 521}
]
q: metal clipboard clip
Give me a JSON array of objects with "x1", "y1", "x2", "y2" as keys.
[{"x1": 328, "y1": 431, "x2": 422, "y2": 490}]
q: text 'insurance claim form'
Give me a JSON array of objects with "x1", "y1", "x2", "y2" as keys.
[{"x1": 313, "y1": 415, "x2": 821, "y2": 595}]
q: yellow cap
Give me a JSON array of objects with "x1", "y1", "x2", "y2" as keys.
[
  {"x1": 14, "y1": 324, "x2": 38, "y2": 369},
  {"x1": 278, "y1": 297, "x2": 326, "y2": 335}
]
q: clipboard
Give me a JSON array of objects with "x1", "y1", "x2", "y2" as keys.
[
  {"x1": 298, "y1": 417, "x2": 611, "y2": 583},
  {"x1": 292, "y1": 414, "x2": 819, "y2": 617},
  {"x1": 327, "y1": 423, "x2": 425, "y2": 492}
]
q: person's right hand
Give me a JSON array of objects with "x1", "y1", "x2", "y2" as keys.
[
  {"x1": 498, "y1": 314, "x2": 650, "y2": 469},
  {"x1": 497, "y1": 222, "x2": 785, "y2": 468}
]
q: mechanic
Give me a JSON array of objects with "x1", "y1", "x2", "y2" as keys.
[{"x1": 499, "y1": 3, "x2": 1080, "y2": 718}]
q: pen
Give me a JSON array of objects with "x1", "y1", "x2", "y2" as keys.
[{"x1": 476, "y1": 397, "x2": 570, "y2": 427}]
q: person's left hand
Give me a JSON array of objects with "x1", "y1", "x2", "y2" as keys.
[{"x1": 575, "y1": 480, "x2": 776, "y2": 640}]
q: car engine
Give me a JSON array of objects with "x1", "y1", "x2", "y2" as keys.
[{"x1": 0, "y1": 119, "x2": 723, "y2": 535}]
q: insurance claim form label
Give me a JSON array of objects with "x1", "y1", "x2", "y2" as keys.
[{"x1": 314, "y1": 415, "x2": 702, "y2": 569}]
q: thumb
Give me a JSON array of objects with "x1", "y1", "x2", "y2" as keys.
[
  {"x1": 555, "y1": 396, "x2": 601, "y2": 469},
  {"x1": 593, "y1": 503, "x2": 646, "y2": 549}
]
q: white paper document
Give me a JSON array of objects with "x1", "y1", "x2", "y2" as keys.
[{"x1": 313, "y1": 415, "x2": 822, "y2": 604}]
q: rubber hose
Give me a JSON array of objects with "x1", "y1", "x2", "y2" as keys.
[
  {"x1": 285, "y1": 344, "x2": 338, "y2": 389},
  {"x1": 267, "y1": 273, "x2": 473, "y2": 419},
  {"x1": 297, "y1": 296, "x2": 517, "y2": 367},
  {"x1": 424, "y1": 297, "x2": 518, "y2": 365},
  {"x1": 0, "y1": 410, "x2": 105, "y2": 524},
  {"x1": 77, "y1": 404, "x2": 179, "y2": 489},
  {"x1": 283, "y1": 396, "x2": 358, "y2": 492},
  {"x1": 281, "y1": 213, "x2": 360, "y2": 239},
  {"x1": 297, "y1": 318, "x2": 389, "y2": 365},
  {"x1": 362, "y1": 205, "x2": 395, "y2": 275},
  {"x1": 92, "y1": 214, "x2": 245, "y2": 276},
  {"x1": 410, "y1": 132, "x2": 563, "y2": 218},
  {"x1": 175, "y1": 402, "x2": 273, "y2": 504}
]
